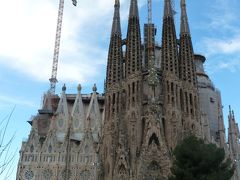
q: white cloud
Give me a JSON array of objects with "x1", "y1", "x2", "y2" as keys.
[
  {"x1": 218, "y1": 59, "x2": 240, "y2": 73},
  {"x1": 0, "y1": 0, "x2": 146, "y2": 85},
  {"x1": 194, "y1": 0, "x2": 240, "y2": 74},
  {"x1": 0, "y1": 94, "x2": 37, "y2": 108},
  {"x1": 206, "y1": 0, "x2": 240, "y2": 31},
  {"x1": 200, "y1": 36, "x2": 240, "y2": 56}
]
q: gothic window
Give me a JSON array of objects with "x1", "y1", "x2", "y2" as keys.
[
  {"x1": 148, "y1": 133, "x2": 160, "y2": 146},
  {"x1": 43, "y1": 169, "x2": 53, "y2": 180},
  {"x1": 24, "y1": 170, "x2": 34, "y2": 180}
]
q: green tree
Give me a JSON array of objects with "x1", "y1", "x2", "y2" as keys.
[{"x1": 169, "y1": 136, "x2": 234, "y2": 180}]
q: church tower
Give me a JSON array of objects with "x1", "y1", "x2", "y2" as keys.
[
  {"x1": 101, "y1": 0, "x2": 126, "y2": 179},
  {"x1": 178, "y1": 0, "x2": 201, "y2": 137},
  {"x1": 161, "y1": 0, "x2": 182, "y2": 149},
  {"x1": 17, "y1": 0, "x2": 236, "y2": 180}
]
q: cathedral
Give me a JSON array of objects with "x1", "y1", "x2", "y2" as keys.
[{"x1": 17, "y1": 0, "x2": 240, "y2": 180}]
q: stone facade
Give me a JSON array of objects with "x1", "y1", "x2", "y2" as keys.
[
  {"x1": 17, "y1": 0, "x2": 240, "y2": 180},
  {"x1": 17, "y1": 85, "x2": 104, "y2": 180}
]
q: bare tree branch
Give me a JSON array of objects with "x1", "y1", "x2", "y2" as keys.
[{"x1": 0, "y1": 106, "x2": 16, "y2": 178}]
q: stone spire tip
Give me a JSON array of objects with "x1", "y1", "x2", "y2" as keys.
[
  {"x1": 92, "y1": 84, "x2": 97, "y2": 92},
  {"x1": 62, "y1": 84, "x2": 66, "y2": 92},
  {"x1": 129, "y1": 0, "x2": 139, "y2": 18},
  {"x1": 115, "y1": 0, "x2": 120, "y2": 6},
  {"x1": 164, "y1": 0, "x2": 173, "y2": 18},
  {"x1": 180, "y1": 0, "x2": 190, "y2": 34},
  {"x1": 77, "y1": 84, "x2": 82, "y2": 92},
  {"x1": 111, "y1": 0, "x2": 121, "y2": 35}
]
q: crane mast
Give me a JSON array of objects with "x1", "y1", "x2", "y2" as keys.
[
  {"x1": 148, "y1": 0, "x2": 152, "y2": 24},
  {"x1": 49, "y1": 0, "x2": 77, "y2": 95}
]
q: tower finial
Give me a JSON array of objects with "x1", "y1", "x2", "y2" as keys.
[
  {"x1": 180, "y1": 0, "x2": 190, "y2": 34},
  {"x1": 125, "y1": 0, "x2": 141, "y2": 77},
  {"x1": 62, "y1": 84, "x2": 66, "y2": 92},
  {"x1": 129, "y1": 0, "x2": 139, "y2": 18},
  {"x1": 111, "y1": 0, "x2": 121, "y2": 35},
  {"x1": 229, "y1": 105, "x2": 232, "y2": 114},
  {"x1": 92, "y1": 84, "x2": 97, "y2": 92},
  {"x1": 106, "y1": 0, "x2": 123, "y2": 88},
  {"x1": 232, "y1": 110, "x2": 235, "y2": 119},
  {"x1": 77, "y1": 84, "x2": 82, "y2": 92},
  {"x1": 164, "y1": 0, "x2": 173, "y2": 18}
]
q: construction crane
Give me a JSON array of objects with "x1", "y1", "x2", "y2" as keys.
[
  {"x1": 170, "y1": 0, "x2": 177, "y2": 16},
  {"x1": 148, "y1": 0, "x2": 152, "y2": 24},
  {"x1": 48, "y1": 0, "x2": 77, "y2": 95}
]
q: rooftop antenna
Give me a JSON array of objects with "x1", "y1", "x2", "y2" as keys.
[{"x1": 48, "y1": 0, "x2": 77, "y2": 95}]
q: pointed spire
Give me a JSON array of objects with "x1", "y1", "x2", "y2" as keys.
[
  {"x1": 164, "y1": 0, "x2": 173, "y2": 18},
  {"x1": 111, "y1": 0, "x2": 121, "y2": 36},
  {"x1": 228, "y1": 105, "x2": 235, "y2": 133},
  {"x1": 125, "y1": 0, "x2": 142, "y2": 76},
  {"x1": 71, "y1": 84, "x2": 85, "y2": 141},
  {"x1": 62, "y1": 83, "x2": 66, "y2": 92},
  {"x1": 178, "y1": 0, "x2": 196, "y2": 85},
  {"x1": 56, "y1": 84, "x2": 68, "y2": 116},
  {"x1": 93, "y1": 83, "x2": 97, "y2": 92},
  {"x1": 77, "y1": 84, "x2": 82, "y2": 93},
  {"x1": 86, "y1": 84, "x2": 101, "y2": 141},
  {"x1": 229, "y1": 105, "x2": 232, "y2": 119},
  {"x1": 161, "y1": 0, "x2": 178, "y2": 76},
  {"x1": 129, "y1": 0, "x2": 139, "y2": 18},
  {"x1": 232, "y1": 110, "x2": 235, "y2": 120},
  {"x1": 180, "y1": 0, "x2": 190, "y2": 34},
  {"x1": 55, "y1": 84, "x2": 69, "y2": 142},
  {"x1": 106, "y1": 0, "x2": 123, "y2": 88}
]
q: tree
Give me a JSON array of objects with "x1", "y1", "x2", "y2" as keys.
[
  {"x1": 169, "y1": 135, "x2": 234, "y2": 180},
  {"x1": 0, "y1": 108, "x2": 16, "y2": 179}
]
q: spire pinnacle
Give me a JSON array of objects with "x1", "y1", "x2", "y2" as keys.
[
  {"x1": 125, "y1": 0, "x2": 142, "y2": 76},
  {"x1": 129, "y1": 0, "x2": 139, "y2": 18},
  {"x1": 232, "y1": 110, "x2": 235, "y2": 120},
  {"x1": 62, "y1": 84, "x2": 66, "y2": 92},
  {"x1": 180, "y1": 0, "x2": 190, "y2": 34},
  {"x1": 77, "y1": 84, "x2": 82, "y2": 92},
  {"x1": 111, "y1": 0, "x2": 121, "y2": 35},
  {"x1": 164, "y1": 0, "x2": 173, "y2": 18}
]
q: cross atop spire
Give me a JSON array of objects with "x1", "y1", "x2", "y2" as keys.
[
  {"x1": 129, "y1": 0, "x2": 139, "y2": 18},
  {"x1": 111, "y1": 0, "x2": 121, "y2": 36},
  {"x1": 180, "y1": 0, "x2": 190, "y2": 34},
  {"x1": 164, "y1": 0, "x2": 173, "y2": 18}
]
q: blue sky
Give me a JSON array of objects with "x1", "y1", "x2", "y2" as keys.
[{"x1": 0, "y1": 0, "x2": 239, "y2": 179}]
